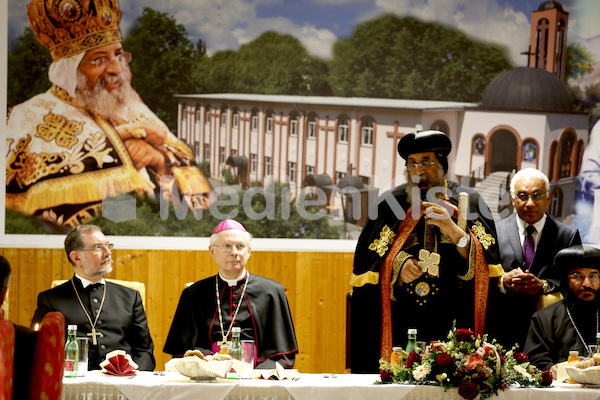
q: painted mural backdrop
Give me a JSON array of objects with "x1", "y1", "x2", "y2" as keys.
[{"x1": 3, "y1": 0, "x2": 600, "y2": 242}]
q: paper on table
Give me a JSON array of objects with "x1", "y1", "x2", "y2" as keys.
[
  {"x1": 252, "y1": 362, "x2": 300, "y2": 380},
  {"x1": 100, "y1": 350, "x2": 139, "y2": 376}
]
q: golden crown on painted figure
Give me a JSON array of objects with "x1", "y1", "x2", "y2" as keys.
[{"x1": 27, "y1": 0, "x2": 122, "y2": 61}]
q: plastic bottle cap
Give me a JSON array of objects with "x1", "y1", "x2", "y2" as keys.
[
  {"x1": 232, "y1": 327, "x2": 241, "y2": 332},
  {"x1": 569, "y1": 350, "x2": 579, "y2": 354},
  {"x1": 392, "y1": 347, "x2": 402, "y2": 351},
  {"x1": 407, "y1": 328, "x2": 417, "y2": 335},
  {"x1": 68, "y1": 325, "x2": 77, "y2": 330},
  {"x1": 597, "y1": 332, "x2": 600, "y2": 338}
]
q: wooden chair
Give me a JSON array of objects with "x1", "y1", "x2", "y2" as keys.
[
  {"x1": 1, "y1": 288, "x2": 8, "y2": 320},
  {"x1": 0, "y1": 320, "x2": 15, "y2": 400},
  {"x1": 51, "y1": 279, "x2": 146, "y2": 307},
  {"x1": 28, "y1": 311, "x2": 65, "y2": 400},
  {"x1": 537, "y1": 292, "x2": 563, "y2": 311}
]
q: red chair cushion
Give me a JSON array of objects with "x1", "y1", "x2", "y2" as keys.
[
  {"x1": 28, "y1": 312, "x2": 65, "y2": 400},
  {"x1": 0, "y1": 320, "x2": 15, "y2": 400}
]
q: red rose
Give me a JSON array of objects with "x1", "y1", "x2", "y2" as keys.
[
  {"x1": 498, "y1": 353, "x2": 505, "y2": 364},
  {"x1": 380, "y1": 368, "x2": 393, "y2": 382},
  {"x1": 435, "y1": 352, "x2": 455, "y2": 367},
  {"x1": 455, "y1": 328, "x2": 475, "y2": 343},
  {"x1": 405, "y1": 350, "x2": 421, "y2": 369},
  {"x1": 514, "y1": 352, "x2": 529, "y2": 363},
  {"x1": 458, "y1": 381, "x2": 479, "y2": 400},
  {"x1": 540, "y1": 370, "x2": 553, "y2": 386}
]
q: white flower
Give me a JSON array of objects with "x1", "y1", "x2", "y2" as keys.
[
  {"x1": 436, "y1": 373, "x2": 448, "y2": 382},
  {"x1": 413, "y1": 364, "x2": 432, "y2": 380},
  {"x1": 514, "y1": 365, "x2": 532, "y2": 379}
]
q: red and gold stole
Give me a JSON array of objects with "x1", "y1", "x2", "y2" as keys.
[{"x1": 379, "y1": 207, "x2": 490, "y2": 362}]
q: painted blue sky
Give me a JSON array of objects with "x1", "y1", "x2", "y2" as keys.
[{"x1": 5, "y1": 0, "x2": 600, "y2": 65}]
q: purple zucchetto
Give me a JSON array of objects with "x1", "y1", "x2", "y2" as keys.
[{"x1": 212, "y1": 219, "x2": 247, "y2": 234}]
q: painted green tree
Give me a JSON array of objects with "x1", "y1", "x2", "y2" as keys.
[
  {"x1": 123, "y1": 7, "x2": 205, "y2": 132},
  {"x1": 328, "y1": 15, "x2": 513, "y2": 102}
]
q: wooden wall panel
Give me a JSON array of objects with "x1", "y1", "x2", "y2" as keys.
[{"x1": 1, "y1": 247, "x2": 355, "y2": 373}]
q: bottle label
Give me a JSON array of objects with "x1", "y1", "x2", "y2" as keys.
[{"x1": 65, "y1": 360, "x2": 75, "y2": 372}]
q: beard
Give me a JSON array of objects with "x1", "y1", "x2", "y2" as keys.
[
  {"x1": 73, "y1": 64, "x2": 142, "y2": 121},
  {"x1": 83, "y1": 256, "x2": 113, "y2": 277},
  {"x1": 404, "y1": 165, "x2": 446, "y2": 204}
]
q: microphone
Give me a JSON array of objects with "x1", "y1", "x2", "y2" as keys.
[{"x1": 418, "y1": 182, "x2": 429, "y2": 202}]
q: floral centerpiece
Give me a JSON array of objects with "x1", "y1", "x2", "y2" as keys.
[{"x1": 378, "y1": 323, "x2": 552, "y2": 399}]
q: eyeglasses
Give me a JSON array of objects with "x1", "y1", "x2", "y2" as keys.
[
  {"x1": 514, "y1": 191, "x2": 548, "y2": 202},
  {"x1": 568, "y1": 272, "x2": 600, "y2": 283},
  {"x1": 80, "y1": 51, "x2": 132, "y2": 68},
  {"x1": 75, "y1": 243, "x2": 114, "y2": 254},
  {"x1": 407, "y1": 160, "x2": 437, "y2": 171},
  {"x1": 214, "y1": 242, "x2": 248, "y2": 253}
]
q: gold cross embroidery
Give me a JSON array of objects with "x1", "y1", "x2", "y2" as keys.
[
  {"x1": 418, "y1": 249, "x2": 440, "y2": 277},
  {"x1": 472, "y1": 221, "x2": 495, "y2": 250},
  {"x1": 35, "y1": 112, "x2": 84, "y2": 149},
  {"x1": 368, "y1": 225, "x2": 397, "y2": 257}
]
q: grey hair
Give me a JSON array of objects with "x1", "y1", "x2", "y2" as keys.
[
  {"x1": 209, "y1": 230, "x2": 253, "y2": 246},
  {"x1": 510, "y1": 168, "x2": 550, "y2": 196},
  {"x1": 64, "y1": 225, "x2": 102, "y2": 266}
]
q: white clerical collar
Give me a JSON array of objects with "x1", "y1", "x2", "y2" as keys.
[
  {"x1": 516, "y1": 213, "x2": 547, "y2": 235},
  {"x1": 219, "y1": 269, "x2": 247, "y2": 287},
  {"x1": 75, "y1": 274, "x2": 106, "y2": 289}
]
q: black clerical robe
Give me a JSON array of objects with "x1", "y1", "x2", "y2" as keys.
[
  {"x1": 525, "y1": 297, "x2": 599, "y2": 370},
  {"x1": 350, "y1": 181, "x2": 502, "y2": 373},
  {"x1": 163, "y1": 273, "x2": 298, "y2": 369},
  {"x1": 31, "y1": 276, "x2": 155, "y2": 371}
]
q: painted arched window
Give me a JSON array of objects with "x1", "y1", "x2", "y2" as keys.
[
  {"x1": 338, "y1": 116, "x2": 350, "y2": 143},
  {"x1": 361, "y1": 117, "x2": 375, "y2": 146},
  {"x1": 265, "y1": 109, "x2": 274, "y2": 134},
  {"x1": 232, "y1": 107, "x2": 239, "y2": 128},
  {"x1": 522, "y1": 140, "x2": 538, "y2": 162},
  {"x1": 430, "y1": 120, "x2": 449, "y2": 135},
  {"x1": 220, "y1": 106, "x2": 227, "y2": 126},
  {"x1": 472, "y1": 135, "x2": 485, "y2": 155},
  {"x1": 307, "y1": 115, "x2": 317, "y2": 139},
  {"x1": 289, "y1": 112, "x2": 300, "y2": 137}
]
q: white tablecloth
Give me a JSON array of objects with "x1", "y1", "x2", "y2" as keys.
[{"x1": 61, "y1": 371, "x2": 600, "y2": 400}]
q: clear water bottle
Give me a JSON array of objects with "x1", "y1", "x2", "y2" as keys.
[
  {"x1": 405, "y1": 328, "x2": 418, "y2": 354},
  {"x1": 64, "y1": 325, "x2": 79, "y2": 378},
  {"x1": 228, "y1": 327, "x2": 242, "y2": 360}
]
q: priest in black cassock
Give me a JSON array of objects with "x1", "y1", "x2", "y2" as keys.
[
  {"x1": 350, "y1": 130, "x2": 503, "y2": 373},
  {"x1": 163, "y1": 219, "x2": 298, "y2": 368},
  {"x1": 525, "y1": 245, "x2": 600, "y2": 379},
  {"x1": 31, "y1": 225, "x2": 155, "y2": 371}
]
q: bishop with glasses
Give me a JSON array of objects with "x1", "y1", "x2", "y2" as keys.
[{"x1": 164, "y1": 219, "x2": 298, "y2": 368}]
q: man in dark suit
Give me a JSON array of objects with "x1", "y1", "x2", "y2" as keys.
[
  {"x1": 492, "y1": 168, "x2": 581, "y2": 350},
  {"x1": 31, "y1": 225, "x2": 155, "y2": 371}
]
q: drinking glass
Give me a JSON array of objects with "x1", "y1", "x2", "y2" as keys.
[
  {"x1": 77, "y1": 337, "x2": 89, "y2": 377},
  {"x1": 241, "y1": 340, "x2": 255, "y2": 379}
]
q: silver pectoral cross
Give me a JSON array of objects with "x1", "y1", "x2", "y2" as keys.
[{"x1": 87, "y1": 327, "x2": 101, "y2": 345}]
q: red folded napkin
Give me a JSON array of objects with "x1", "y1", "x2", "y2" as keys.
[{"x1": 100, "y1": 350, "x2": 139, "y2": 376}]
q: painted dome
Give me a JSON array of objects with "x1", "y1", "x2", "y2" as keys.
[
  {"x1": 481, "y1": 67, "x2": 573, "y2": 112},
  {"x1": 538, "y1": 1, "x2": 564, "y2": 12}
]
